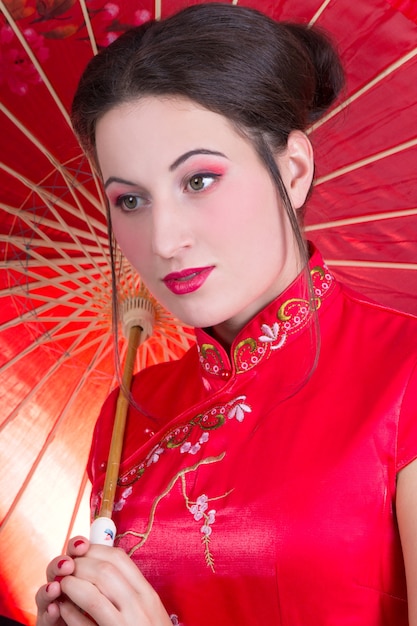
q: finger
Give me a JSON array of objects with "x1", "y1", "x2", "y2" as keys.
[
  {"x1": 58, "y1": 597, "x2": 96, "y2": 626},
  {"x1": 35, "y1": 582, "x2": 63, "y2": 626},
  {"x1": 60, "y1": 576, "x2": 121, "y2": 625},
  {"x1": 46, "y1": 556, "x2": 75, "y2": 582},
  {"x1": 67, "y1": 536, "x2": 90, "y2": 558},
  {"x1": 67, "y1": 554, "x2": 133, "y2": 610},
  {"x1": 79, "y1": 545, "x2": 150, "y2": 594},
  {"x1": 63, "y1": 556, "x2": 168, "y2": 625}
]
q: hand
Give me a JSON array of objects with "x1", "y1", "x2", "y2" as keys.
[{"x1": 36, "y1": 536, "x2": 173, "y2": 626}]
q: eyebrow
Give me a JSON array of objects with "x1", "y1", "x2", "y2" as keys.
[
  {"x1": 104, "y1": 176, "x2": 137, "y2": 190},
  {"x1": 103, "y1": 149, "x2": 228, "y2": 189},
  {"x1": 169, "y1": 149, "x2": 228, "y2": 171}
]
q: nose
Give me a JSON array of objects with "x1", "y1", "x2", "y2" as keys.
[{"x1": 150, "y1": 199, "x2": 193, "y2": 259}]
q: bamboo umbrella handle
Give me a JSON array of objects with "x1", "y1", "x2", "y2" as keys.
[{"x1": 90, "y1": 324, "x2": 142, "y2": 546}]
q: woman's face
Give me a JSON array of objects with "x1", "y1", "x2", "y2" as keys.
[{"x1": 96, "y1": 96, "x2": 303, "y2": 346}]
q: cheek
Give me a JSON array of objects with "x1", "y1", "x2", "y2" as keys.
[{"x1": 111, "y1": 215, "x2": 150, "y2": 269}]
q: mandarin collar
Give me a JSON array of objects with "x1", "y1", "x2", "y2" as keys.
[{"x1": 194, "y1": 246, "x2": 337, "y2": 382}]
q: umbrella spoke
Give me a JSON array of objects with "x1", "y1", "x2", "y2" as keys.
[
  {"x1": 0, "y1": 332, "x2": 113, "y2": 534},
  {"x1": 1, "y1": 202, "x2": 108, "y2": 248},
  {"x1": 309, "y1": 0, "x2": 332, "y2": 26},
  {"x1": 155, "y1": 0, "x2": 161, "y2": 20},
  {"x1": 0, "y1": 328, "x2": 111, "y2": 432},
  {"x1": 326, "y1": 259, "x2": 417, "y2": 270},
  {"x1": 306, "y1": 207, "x2": 417, "y2": 231},
  {"x1": 314, "y1": 138, "x2": 417, "y2": 185},
  {"x1": 63, "y1": 468, "x2": 91, "y2": 550},
  {"x1": 0, "y1": 231, "x2": 108, "y2": 261},
  {"x1": 0, "y1": 255, "x2": 110, "y2": 271},
  {"x1": 0, "y1": 162, "x2": 106, "y2": 232},
  {"x1": 309, "y1": 47, "x2": 417, "y2": 133},
  {"x1": 0, "y1": 233, "x2": 110, "y2": 293},
  {"x1": 79, "y1": 0, "x2": 99, "y2": 56},
  {"x1": 0, "y1": 166, "x2": 111, "y2": 286}
]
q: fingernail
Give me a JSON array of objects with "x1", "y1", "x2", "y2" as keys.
[
  {"x1": 74, "y1": 539, "x2": 84, "y2": 547},
  {"x1": 57, "y1": 559, "x2": 66, "y2": 569},
  {"x1": 54, "y1": 575, "x2": 64, "y2": 583},
  {"x1": 46, "y1": 584, "x2": 51, "y2": 593}
]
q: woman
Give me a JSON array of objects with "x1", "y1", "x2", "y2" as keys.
[{"x1": 36, "y1": 3, "x2": 417, "y2": 625}]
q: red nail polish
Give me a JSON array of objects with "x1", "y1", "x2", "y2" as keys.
[
  {"x1": 57, "y1": 559, "x2": 66, "y2": 569},
  {"x1": 46, "y1": 584, "x2": 51, "y2": 593},
  {"x1": 74, "y1": 539, "x2": 84, "y2": 547},
  {"x1": 54, "y1": 575, "x2": 64, "y2": 583}
]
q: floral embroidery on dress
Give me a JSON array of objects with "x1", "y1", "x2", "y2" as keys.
[
  {"x1": 198, "y1": 343, "x2": 226, "y2": 375},
  {"x1": 113, "y1": 486, "x2": 133, "y2": 512},
  {"x1": 198, "y1": 262, "x2": 334, "y2": 376},
  {"x1": 115, "y1": 395, "x2": 252, "y2": 490},
  {"x1": 181, "y1": 431, "x2": 210, "y2": 454},
  {"x1": 188, "y1": 494, "x2": 217, "y2": 571}
]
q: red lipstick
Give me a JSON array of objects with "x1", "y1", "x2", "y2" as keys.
[{"x1": 163, "y1": 266, "x2": 214, "y2": 295}]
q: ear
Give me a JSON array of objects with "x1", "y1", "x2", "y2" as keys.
[{"x1": 275, "y1": 131, "x2": 314, "y2": 210}]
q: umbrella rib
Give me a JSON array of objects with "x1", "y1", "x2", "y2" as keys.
[
  {"x1": 0, "y1": 327, "x2": 106, "y2": 432},
  {"x1": 0, "y1": 255, "x2": 110, "y2": 270},
  {"x1": 0, "y1": 162, "x2": 107, "y2": 235},
  {"x1": 63, "y1": 469, "x2": 91, "y2": 550},
  {"x1": 314, "y1": 137, "x2": 417, "y2": 185},
  {"x1": 0, "y1": 294, "x2": 107, "y2": 331},
  {"x1": 78, "y1": 0, "x2": 98, "y2": 55},
  {"x1": 1, "y1": 202, "x2": 108, "y2": 246},
  {"x1": 0, "y1": 1, "x2": 71, "y2": 126},
  {"x1": 308, "y1": 0, "x2": 332, "y2": 26},
  {"x1": 309, "y1": 47, "x2": 417, "y2": 133},
  {"x1": 0, "y1": 282, "x2": 105, "y2": 307},
  {"x1": 155, "y1": 0, "x2": 161, "y2": 20},
  {"x1": 326, "y1": 259, "x2": 417, "y2": 270},
  {"x1": 0, "y1": 315, "x2": 91, "y2": 376},
  {"x1": 305, "y1": 207, "x2": 417, "y2": 231},
  {"x1": 0, "y1": 230, "x2": 107, "y2": 258},
  {"x1": 0, "y1": 104, "x2": 106, "y2": 229},
  {"x1": 1, "y1": 236, "x2": 107, "y2": 293},
  {"x1": 0, "y1": 333, "x2": 113, "y2": 535}
]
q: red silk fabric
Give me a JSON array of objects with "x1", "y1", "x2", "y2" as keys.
[{"x1": 90, "y1": 247, "x2": 417, "y2": 625}]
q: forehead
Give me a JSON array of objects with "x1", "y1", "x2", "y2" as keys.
[
  {"x1": 96, "y1": 96, "x2": 236, "y2": 142},
  {"x1": 95, "y1": 95, "x2": 253, "y2": 174}
]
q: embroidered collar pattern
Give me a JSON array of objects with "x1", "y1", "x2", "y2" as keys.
[{"x1": 197, "y1": 261, "x2": 335, "y2": 378}]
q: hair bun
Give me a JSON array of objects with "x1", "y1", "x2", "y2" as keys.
[{"x1": 284, "y1": 23, "x2": 345, "y2": 123}]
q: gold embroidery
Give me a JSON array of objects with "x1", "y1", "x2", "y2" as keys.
[{"x1": 116, "y1": 454, "x2": 226, "y2": 557}]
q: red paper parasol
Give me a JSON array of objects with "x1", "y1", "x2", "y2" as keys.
[{"x1": 0, "y1": 0, "x2": 416, "y2": 623}]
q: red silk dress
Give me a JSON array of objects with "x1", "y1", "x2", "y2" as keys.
[{"x1": 88, "y1": 247, "x2": 417, "y2": 625}]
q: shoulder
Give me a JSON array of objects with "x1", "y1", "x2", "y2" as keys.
[{"x1": 339, "y1": 283, "x2": 417, "y2": 346}]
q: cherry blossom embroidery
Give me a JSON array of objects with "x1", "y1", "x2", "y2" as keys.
[
  {"x1": 113, "y1": 486, "x2": 133, "y2": 512},
  {"x1": 147, "y1": 444, "x2": 164, "y2": 466},
  {"x1": 259, "y1": 322, "x2": 287, "y2": 349},
  {"x1": 227, "y1": 396, "x2": 252, "y2": 422},
  {"x1": 181, "y1": 431, "x2": 209, "y2": 454},
  {"x1": 188, "y1": 494, "x2": 216, "y2": 571}
]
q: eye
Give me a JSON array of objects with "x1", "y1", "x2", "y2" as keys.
[
  {"x1": 186, "y1": 174, "x2": 219, "y2": 192},
  {"x1": 115, "y1": 194, "x2": 146, "y2": 212}
]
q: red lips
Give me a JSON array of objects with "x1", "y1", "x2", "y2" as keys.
[{"x1": 163, "y1": 266, "x2": 214, "y2": 295}]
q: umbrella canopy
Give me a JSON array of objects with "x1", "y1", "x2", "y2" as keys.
[{"x1": 0, "y1": 0, "x2": 416, "y2": 623}]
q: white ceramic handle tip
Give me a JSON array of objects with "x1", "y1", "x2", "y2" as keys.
[{"x1": 90, "y1": 517, "x2": 117, "y2": 546}]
